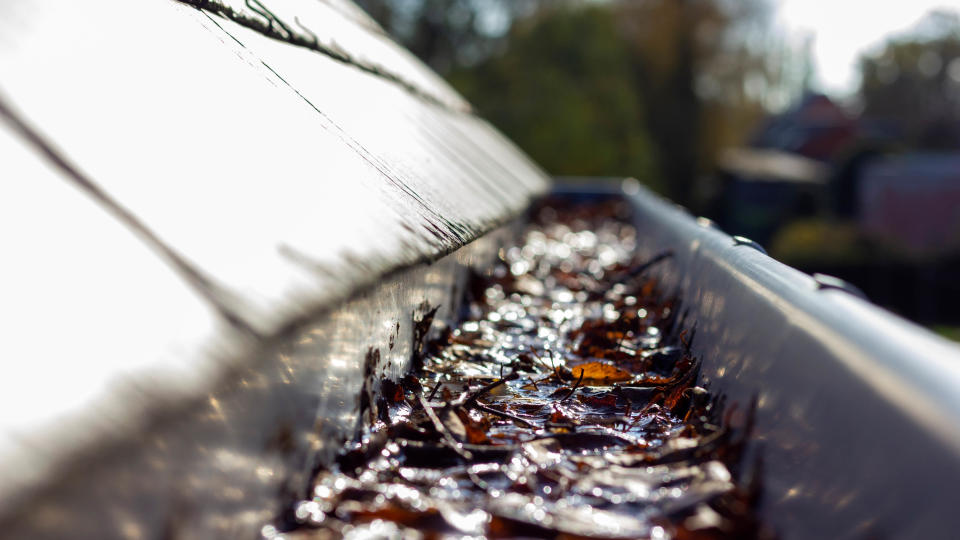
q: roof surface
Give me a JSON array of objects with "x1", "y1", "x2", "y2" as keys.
[{"x1": 0, "y1": 0, "x2": 548, "y2": 512}]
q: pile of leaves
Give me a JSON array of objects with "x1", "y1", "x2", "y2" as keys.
[{"x1": 280, "y1": 199, "x2": 770, "y2": 539}]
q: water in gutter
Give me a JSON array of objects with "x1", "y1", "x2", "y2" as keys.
[{"x1": 270, "y1": 197, "x2": 770, "y2": 539}]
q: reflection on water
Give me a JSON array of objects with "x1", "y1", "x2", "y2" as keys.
[
  {"x1": 2, "y1": 231, "x2": 504, "y2": 538},
  {"x1": 279, "y1": 199, "x2": 768, "y2": 539}
]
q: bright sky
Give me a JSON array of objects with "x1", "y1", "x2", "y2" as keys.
[{"x1": 774, "y1": 0, "x2": 960, "y2": 96}]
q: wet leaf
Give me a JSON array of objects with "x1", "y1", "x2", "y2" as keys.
[
  {"x1": 455, "y1": 409, "x2": 491, "y2": 444},
  {"x1": 285, "y1": 200, "x2": 768, "y2": 540},
  {"x1": 570, "y1": 361, "x2": 634, "y2": 383},
  {"x1": 578, "y1": 392, "x2": 619, "y2": 409}
]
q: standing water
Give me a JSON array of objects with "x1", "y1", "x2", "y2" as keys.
[{"x1": 278, "y1": 198, "x2": 770, "y2": 539}]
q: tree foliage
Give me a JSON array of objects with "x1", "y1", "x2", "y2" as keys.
[
  {"x1": 858, "y1": 11, "x2": 960, "y2": 149},
  {"x1": 353, "y1": 0, "x2": 539, "y2": 73},
  {"x1": 448, "y1": 6, "x2": 660, "y2": 189},
  {"x1": 357, "y1": 0, "x2": 785, "y2": 206}
]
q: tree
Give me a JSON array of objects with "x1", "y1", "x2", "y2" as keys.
[
  {"x1": 355, "y1": 0, "x2": 789, "y2": 207},
  {"x1": 353, "y1": 0, "x2": 541, "y2": 74},
  {"x1": 449, "y1": 5, "x2": 660, "y2": 187},
  {"x1": 858, "y1": 10, "x2": 960, "y2": 149},
  {"x1": 612, "y1": 0, "x2": 779, "y2": 204}
]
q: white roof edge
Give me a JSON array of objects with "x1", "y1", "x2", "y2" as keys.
[{"x1": 0, "y1": 0, "x2": 548, "y2": 524}]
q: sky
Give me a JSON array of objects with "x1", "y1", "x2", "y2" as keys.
[{"x1": 774, "y1": 0, "x2": 960, "y2": 97}]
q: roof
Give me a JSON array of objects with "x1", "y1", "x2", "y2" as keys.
[
  {"x1": 718, "y1": 147, "x2": 829, "y2": 184},
  {"x1": 0, "y1": 0, "x2": 549, "y2": 519}
]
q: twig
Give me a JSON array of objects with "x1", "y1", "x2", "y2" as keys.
[
  {"x1": 417, "y1": 395, "x2": 473, "y2": 460},
  {"x1": 473, "y1": 402, "x2": 538, "y2": 429},
  {"x1": 467, "y1": 468, "x2": 492, "y2": 492},
  {"x1": 627, "y1": 392, "x2": 665, "y2": 429},
  {"x1": 560, "y1": 370, "x2": 585, "y2": 402},
  {"x1": 529, "y1": 348, "x2": 560, "y2": 376},
  {"x1": 547, "y1": 352, "x2": 564, "y2": 382},
  {"x1": 427, "y1": 380, "x2": 442, "y2": 401},
  {"x1": 464, "y1": 372, "x2": 519, "y2": 408}
]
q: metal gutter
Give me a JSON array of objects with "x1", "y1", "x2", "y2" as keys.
[
  {"x1": 609, "y1": 179, "x2": 960, "y2": 538},
  {"x1": 3, "y1": 0, "x2": 956, "y2": 536},
  {"x1": 174, "y1": 0, "x2": 468, "y2": 111},
  {"x1": 0, "y1": 0, "x2": 546, "y2": 536}
]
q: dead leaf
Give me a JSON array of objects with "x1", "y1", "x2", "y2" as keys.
[{"x1": 569, "y1": 361, "x2": 634, "y2": 384}]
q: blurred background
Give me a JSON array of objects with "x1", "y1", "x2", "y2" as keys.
[{"x1": 355, "y1": 0, "x2": 960, "y2": 336}]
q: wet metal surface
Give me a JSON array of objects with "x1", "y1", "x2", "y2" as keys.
[
  {"x1": 0, "y1": 228, "x2": 507, "y2": 538},
  {"x1": 617, "y1": 179, "x2": 960, "y2": 538},
  {"x1": 174, "y1": 0, "x2": 469, "y2": 111},
  {"x1": 0, "y1": 1, "x2": 547, "y2": 335},
  {"x1": 0, "y1": 111, "x2": 255, "y2": 527},
  {"x1": 0, "y1": 0, "x2": 545, "y2": 536}
]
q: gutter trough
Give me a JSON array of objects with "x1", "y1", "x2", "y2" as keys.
[
  {"x1": 566, "y1": 181, "x2": 960, "y2": 538},
  {"x1": 7, "y1": 179, "x2": 960, "y2": 539},
  {"x1": 273, "y1": 181, "x2": 960, "y2": 539}
]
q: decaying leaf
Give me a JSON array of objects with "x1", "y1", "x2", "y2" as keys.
[
  {"x1": 280, "y1": 199, "x2": 770, "y2": 539},
  {"x1": 569, "y1": 361, "x2": 634, "y2": 383}
]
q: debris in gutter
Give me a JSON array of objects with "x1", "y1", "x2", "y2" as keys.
[{"x1": 277, "y1": 198, "x2": 772, "y2": 539}]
